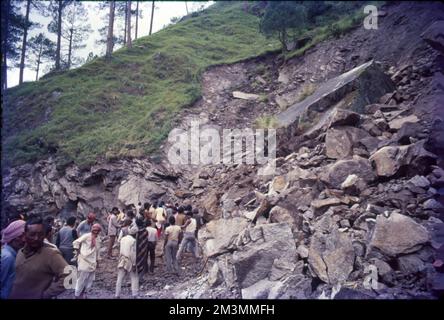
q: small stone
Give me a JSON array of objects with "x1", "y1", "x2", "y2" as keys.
[
  {"x1": 397, "y1": 254, "x2": 425, "y2": 274},
  {"x1": 423, "y1": 199, "x2": 443, "y2": 210},
  {"x1": 297, "y1": 245, "x2": 309, "y2": 259},
  {"x1": 388, "y1": 115, "x2": 419, "y2": 130},
  {"x1": 311, "y1": 198, "x2": 342, "y2": 209},
  {"x1": 366, "y1": 204, "x2": 385, "y2": 215},
  {"x1": 341, "y1": 174, "x2": 359, "y2": 189},
  {"x1": 208, "y1": 263, "x2": 223, "y2": 287},
  {"x1": 408, "y1": 175, "x2": 430, "y2": 188},
  {"x1": 232, "y1": 91, "x2": 261, "y2": 101}
]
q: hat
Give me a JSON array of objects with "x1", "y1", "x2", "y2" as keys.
[{"x1": 1, "y1": 220, "x2": 25, "y2": 244}]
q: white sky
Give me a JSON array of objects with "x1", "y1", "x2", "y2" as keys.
[{"x1": 7, "y1": 1, "x2": 213, "y2": 88}]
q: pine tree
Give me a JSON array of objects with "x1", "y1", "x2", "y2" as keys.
[
  {"x1": 18, "y1": 0, "x2": 47, "y2": 84},
  {"x1": 1, "y1": 0, "x2": 25, "y2": 91},
  {"x1": 126, "y1": 1, "x2": 132, "y2": 48},
  {"x1": 48, "y1": 0, "x2": 72, "y2": 71},
  {"x1": 97, "y1": 1, "x2": 124, "y2": 56},
  {"x1": 149, "y1": 1, "x2": 155, "y2": 35},
  {"x1": 259, "y1": 1, "x2": 307, "y2": 52},
  {"x1": 106, "y1": 0, "x2": 115, "y2": 58},
  {"x1": 135, "y1": 1, "x2": 139, "y2": 39},
  {"x1": 61, "y1": 1, "x2": 91, "y2": 69},
  {"x1": 27, "y1": 33, "x2": 56, "y2": 80}
]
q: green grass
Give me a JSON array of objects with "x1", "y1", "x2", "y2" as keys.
[
  {"x1": 283, "y1": 1, "x2": 382, "y2": 60},
  {"x1": 297, "y1": 83, "x2": 317, "y2": 102},
  {"x1": 254, "y1": 115, "x2": 278, "y2": 129},
  {"x1": 3, "y1": 2, "x2": 280, "y2": 168}
]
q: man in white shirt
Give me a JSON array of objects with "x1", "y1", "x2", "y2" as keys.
[
  {"x1": 164, "y1": 216, "x2": 182, "y2": 275},
  {"x1": 176, "y1": 212, "x2": 200, "y2": 263},
  {"x1": 107, "y1": 208, "x2": 120, "y2": 258},
  {"x1": 136, "y1": 202, "x2": 142, "y2": 217},
  {"x1": 145, "y1": 220, "x2": 158, "y2": 273},
  {"x1": 154, "y1": 201, "x2": 167, "y2": 237},
  {"x1": 115, "y1": 225, "x2": 139, "y2": 298},
  {"x1": 73, "y1": 223, "x2": 102, "y2": 299}
]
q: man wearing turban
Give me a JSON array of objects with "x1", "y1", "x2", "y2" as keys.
[
  {"x1": 73, "y1": 223, "x2": 102, "y2": 299},
  {"x1": 1, "y1": 219, "x2": 26, "y2": 299}
]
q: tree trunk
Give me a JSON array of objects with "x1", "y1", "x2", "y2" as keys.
[
  {"x1": 135, "y1": 1, "x2": 139, "y2": 39},
  {"x1": 2, "y1": 0, "x2": 11, "y2": 92},
  {"x1": 106, "y1": 0, "x2": 115, "y2": 58},
  {"x1": 185, "y1": 1, "x2": 188, "y2": 14},
  {"x1": 67, "y1": 28, "x2": 73, "y2": 69},
  {"x1": 126, "y1": 0, "x2": 132, "y2": 48},
  {"x1": 19, "y1": 0, "x2": 31, "y2": 85},
  {"x1": 36, "y1": 41, "x2": 43, "y2": 81},
  {"x1": 123, "y1": 1, "x2": 127, "y2": 45},
  {"x1": 149, "y1": 1, "x2": 154, "y2": 35},
  {"x1": 280, "y1": 28, "x2": 288, "y2": 52},
  {"x1": 55, "y1": 0, "x2": 62, "y2": 70}
]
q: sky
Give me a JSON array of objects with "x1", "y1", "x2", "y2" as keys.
[{"x1": 7, "y1": 1, "x2": 214, "y2": 88}]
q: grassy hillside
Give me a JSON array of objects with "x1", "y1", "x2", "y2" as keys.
[{"x1": 2, "y1": 1, "x2": 369, "y2": 169}]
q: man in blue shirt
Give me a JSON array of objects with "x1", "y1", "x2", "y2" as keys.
[
  {"x1": 1, "y1": 219, "x2": 26, "y2": 299},
  {"x1": 76, "y1": 212, "x2": 96, "y2": 237}
]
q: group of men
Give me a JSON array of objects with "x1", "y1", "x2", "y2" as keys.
[{"x1": 0, "y1": 200, "x2": 204, "y2": 299}]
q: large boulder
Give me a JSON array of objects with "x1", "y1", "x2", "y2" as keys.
[
  {"x1": 325, "y1": 128, "x2": 354, "y2": 159},
  {"x1": 308, "y1": 228, "x2": 355, "y2": 284},
  {"x1": 285, "y1": 165, "x2": 318, "y2": 187},
  {"x1": 370, "y1": 145, "x2": 410, "y2": 177},
  {"x1": 198, "y1": 217, "x2": 249, "y2": 257},
  {"x1": 208, "y1": 263, "x2": 223, "y2": 287},
  {"x1": 391, "y1": 122, "x2": 424, "y2": 145},
  {"x1": 333, "y1": 288, "x2": 375, "y2": 299},
  {"x1": 268, "y1": 206, "x2": 295, "y2": 227},
  {"x1": 117, "y1": 176, "x2": 165, "y2": 206},
  {"x1": 325, "y1": 126, "x2": 379, "y2": 159},
  {"x1": 320, "y1": 156, "x2": 375, "y2": 189},
  {"x1": 201, "y1": 190, "x2": 221, "y2": 221},
  {"x1": 369, "y1": 212, "x2": 430, "y2": 257},
  {"x1": 370, "y1": 140, "x2": 437, "y2": 177},
  {"x1": 241, "y1": 279, "x2": 280, "y2": 299},
  {"x1": 232, "y1": 223, "x2": 297, "y2": 288},
  {"x1": 276, "y1": 60, "x2": 395, "y2": 138},
  {"x1": 397, "y1": 254, "x2": 426, "y2": 274},
  {"x1": 329, "y1": 109, "x2": 361, "y2": 128},
  {"x1": 388, "y1": 114, "x2": 419, "y2": 131}
]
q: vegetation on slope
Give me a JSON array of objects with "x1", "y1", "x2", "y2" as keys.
[
  {"x1": 3, "y1": 1, "x2": 375, "y2": 169},
  {"x1": 3, "y1": 2, "x2": 281, "y2": 168}
]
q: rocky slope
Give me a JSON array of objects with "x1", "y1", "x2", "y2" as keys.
[{"x1": 2, "y1": 2, "x2": 444, "y2": 299}]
